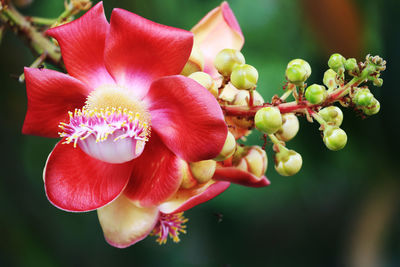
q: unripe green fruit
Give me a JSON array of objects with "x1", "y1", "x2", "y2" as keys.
[
  {"x1": 275, "y1": 113, "x2": 299, "y2": 142},
  {"x1": 275, "y1": 149, "x2": 302, "y2": 176},
  {"x1": 305, "y1": 84, "x2": 327, "y2": 104},
  {"x1": 323, "y1": 127, "x2": 347, "y2": 151},
  {"x1": 318, "y1": 106, "x2": 343, "y2": 127},
  {"x1": 255, "y1": 107, "x2": 282, "y2": 134},
  {"x1": 353, "y1": 89, "x2": 374, "y2": 106},
  {"x1": 362, "y1": 99, "x2": 380, "y2": 116},
  {"x1": 230, "y1": 64, "x2": 259, "y2": 90},
  {"x1": 214, "y1": 49, "x2": 245, "y2": 76},
  {"x1": 328, "y1": 53, "x2": 346, "y2": 72},
  {"x1": 344, "y1": 58, "x2": 358, "y2": 71},
  {"x1": 285, "y1": 59, "x2": 311, "y2": 85},
  {"x1": 323, "y1": 69, "x2": 337, "y2": 88}
]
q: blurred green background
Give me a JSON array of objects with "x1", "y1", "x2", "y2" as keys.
[{"x1": 1, "y1": 0, "x2": 399, "y2": 266}]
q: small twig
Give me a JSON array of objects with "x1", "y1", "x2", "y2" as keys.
[{"x1": 18, "y1": 52, "x2": 47, "y2": 82}]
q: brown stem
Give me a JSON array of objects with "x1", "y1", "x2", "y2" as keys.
[{"x1": 0, "y1": 1, "x2": 62, "y2": 67}]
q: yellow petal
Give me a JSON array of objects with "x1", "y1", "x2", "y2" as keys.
[{"x1": 97, "y1": 194, "x2": 159, "y2": 248}]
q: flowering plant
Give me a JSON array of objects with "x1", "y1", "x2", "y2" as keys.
[{"x1": 0, "y1": 0, "x2": 386, "y2": 248}]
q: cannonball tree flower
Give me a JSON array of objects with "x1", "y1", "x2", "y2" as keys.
[
  {"x1": 188, "y1": 2, "x2": 270, "y2": 188},
  {"x1": 23, "y1": 2, "x2": 230, "y2": 247}
]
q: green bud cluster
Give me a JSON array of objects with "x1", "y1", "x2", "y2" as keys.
[
  {"x1": 214, "y1": 49, "x2": 259, "y2": 90},
  {"x1": 285, "y1": 59, "x2": 311, "y2": 85},
  {"x1": 305, "y1": 84, "x2": 327, "y2": 104},
  {"x1": 214, "y1": 49, "x2": 245, "y2": 76}
]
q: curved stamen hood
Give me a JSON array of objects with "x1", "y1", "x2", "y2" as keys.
[{"x1": 59, "y1": 107, "x2": 150, "y2": 163}]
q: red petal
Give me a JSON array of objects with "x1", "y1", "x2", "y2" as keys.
[
  {"x1": 44, "y1": 141, "x2": 133, "y2": 212},
  {"x1": 104, "y1": 8, "x2": 193, "y2": 98},
  {"x1": 23, "y1": 68, "x2": 88, "y2": 138},
  {"x1": 213, "y1": 167, "x2": 271, "y2": 188},
  {"x1": 46, "y1": 2, "x2": 114, "y2": 89},
  {"x1": 146, "y1": 75, "x2": 227, "y2": 162},
  {"x1": 159, "y1": 180, "x2": 230, "y2": 214},
  {"x1": 191, "y1": 2, "x2": 244, "y2": 77},
  {"x1": 97, "y1": 194, "x2": 159, "y2": 248},
  {"x1": 124, "y1": 134, "x2": 183, "y2": 207}
]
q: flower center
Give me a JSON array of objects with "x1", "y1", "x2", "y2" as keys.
[
  {"x1": 59, "y1": 85, "x2": 151, "y2": 164},
  {"x1": 150, "y1": 212, "x2": 188, "y2": 245}
]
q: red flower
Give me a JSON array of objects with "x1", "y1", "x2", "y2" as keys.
[{"x1": 23, "y1": 2, "x2": 229, "y2": 247}]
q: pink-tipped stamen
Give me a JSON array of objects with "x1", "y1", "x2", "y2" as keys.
[
  {"x1": 151, "y1": 212, "x2": 188, "y2": 245},
  {"x1": 59, "y1": 107, "x2": 149, "y2": 147}
]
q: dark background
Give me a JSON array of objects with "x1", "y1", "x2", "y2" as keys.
[{"x1": 1, "y1": 0, "x2": 399, "y2": 266}]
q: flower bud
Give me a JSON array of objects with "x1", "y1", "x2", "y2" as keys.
[
  {"x1": 328, "y1": 53, "x2": 346, "y2": 72},
  {"x1": 230, "y1": 64, "x2": 259, "y2": 90},
  {"x1": 275, "y1": 113, "x2": 299, "y2": 142},
  {"x1": 180, "y1": 161, "x2": 197, "y2": 189},
  {"x1": 188, "y1": 71, "x2": 218, "y2": 97},
  {"x1": 189, "y1": 160, "x2": 216, "y2": 184},
  {"x1": 323, "y1": 127, "x2": 347, "y2": 151},
  {"x1": 233, "y1": 146, "x2": 267, "y2": 177},
  {"x1": 233, "y1": 90, "x2": 264, "y2": 106},
  {"x1": 214, "y1": 131, "x2": 236, "y2": 161},
  {"x1": 255, "y1": 107, "x2": 282, "y2": 134},
  {"x1": 323, "y1": 69, "x2": 338, "y2": 88},
  {"x1": 373, "y1": 78, "x2": 383, "y2": 87},
  {"x1": 285, "y1": 59, "x2": 311, "y2": 85},
  {"x1": 362, "y1": 99, "x2": 380, "y2": 116},
  {"x1": 344, "y1": 58, "x2": 358, "y2": 71},
  {"x1": 181, "y1": 42, "x2": 204, "y2": 76},
  {"x1": 214, "y1": 49, "x2": 245, "y2": 77},
  {"x1": 318, "y1": 106, "x2": 343, "y2": 127},
  {"x1": 353, "y1": 88, "x2": 374, "y2": 106},
  {"x1": 305, "y1": 84, "x2": 327, "y2": 104},
  {"x1": 275, "y1": 149, "x2": 302, "y2": 176}
]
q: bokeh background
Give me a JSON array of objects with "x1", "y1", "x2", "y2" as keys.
[{"x1": 1, "y1": 0, "x2": 399, "y2": 266}]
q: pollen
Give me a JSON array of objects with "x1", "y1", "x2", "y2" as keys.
[
  {"x1": 86, "y1": 84, "x2": 151, "y2": 125},
  {"x1": 150, "y1": 212, "x2": 188, "y2": 245},
  {"x1": 59, "y1": 107, "x2": 150, "y2": 147}
]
